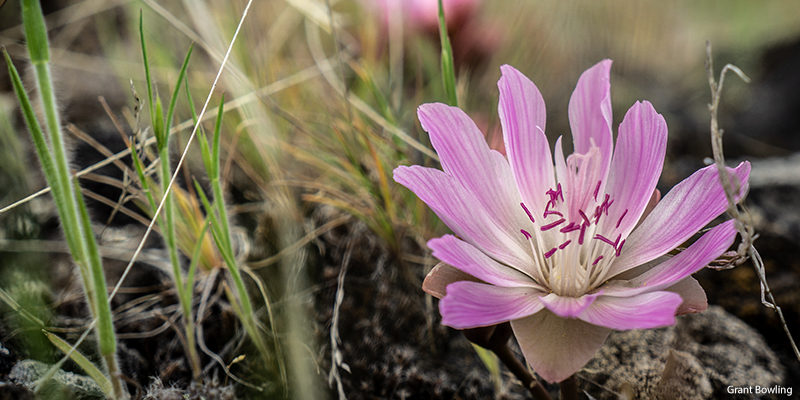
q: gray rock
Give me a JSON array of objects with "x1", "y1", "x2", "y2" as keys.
[
  {"x1": 579, "y1": 306, "x2": 784, "y2": 399},
  {"x1": 8, "y1": 359, "x2": 106, "y2": 400}
]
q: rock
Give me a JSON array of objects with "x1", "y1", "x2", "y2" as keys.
[
  {"x1": 8, "y1": 359, "x2": 106, "y2": 400},
  {"x1": 579, "y1": 306, "x2": 784, "y2": 399}
]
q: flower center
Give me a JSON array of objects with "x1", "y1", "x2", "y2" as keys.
[{"x1": 518, "y1": 147, "x2": 629, "y2": 297}]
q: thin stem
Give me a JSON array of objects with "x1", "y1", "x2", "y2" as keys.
[
  {"x1": 493, "y1": 344, "x2": 552, "y2": 400},
  {"x1": 558, "y1": 376, "x2": 578, "y2": 400}
]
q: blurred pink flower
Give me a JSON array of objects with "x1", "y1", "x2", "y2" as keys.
[
  {"x1": 394, "y1": 60, "x2": 750, "y2": 383},
  {"x1": 366, "y1": 0, "x2": 498, "y2": 68},
  {"x1": 372, "y1": 0, "x2": 479, "y2": 31}
]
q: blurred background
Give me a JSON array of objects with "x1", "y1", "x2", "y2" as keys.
[{"x1": 0, "y1": 0, "x2": 799, "y2": 398}]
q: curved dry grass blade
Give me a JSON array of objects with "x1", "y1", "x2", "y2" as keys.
[{"x1": 705, "y1": 42, "x2": 800, "y2": 363}]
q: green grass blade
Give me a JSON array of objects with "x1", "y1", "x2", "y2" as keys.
[
  {"x1": 437, "y1": 0, "x2": 458, "y2": 107},
  {"x1": 184, "y1": 75, "x2": 199, "y2": 123},
  {"x1": 2, "y1": 49, "x2": 57, "y2": 207},
  {"x1": 154, "y1": 96, "x2": 165, "y2": 149},
  {"x1": 74, "y1": 177, "x2": 116, "y2": 358},
  {"x1": 13, "y1": 2, "x2": 125, "y2": 397},
  {"x1": 185, "y1": 221, "x2": 210, "y2": 295},
  {"x1": 471, "y1": 344, "x2": 502, "y2": 392},
  {"x1": 43, "y1": 330, "x2": 114, "y2": 399},
  {"x1": 20, "y1": 0, "x2": 49, "y2": 63},
  {"x1": 165, "y1": 43, "x2": 195, "y2": 139},
  {"x1": 211, "y1": 94, "x2": 224, "y2": 181},
  {"x1": 0, "y1": 287, "x2": 45, "y2": 327},
  {"x1": 140, "y1": 11, "x2": 156, "y2": 137},
  {"x1": 131, "y1": 143, "x2": 158, "y2": 212}
]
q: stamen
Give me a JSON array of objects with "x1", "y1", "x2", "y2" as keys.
[
  {"x1": 600, "y1": 194, "x2": 612, "y2": 215},
  {"x1": 616, "y1": 209, "x2": 628, "y2": 229},
  {"x1": 578, "y1": 223, "x2": 587, "y2": 244},
  {"x1": 544, "y1": 247, "x2": 557, "y2": 258},
  {"x1": 541, "y1": 218, "x2": 566, "y2": 231},
  {"x1": 559, "y1": 240, "x2": 572, "y2": 250},
  {"x1": 594, "y1": 234, "x2": 617, "y2": 247},
  {"x1": 593, "y1": 180, "x2": 602, "y2": 201},
  {"x1": 543, "y1": 210, "x2": 563, "y2": 218},
  {"x1": 593, "y1": 194, "x2": 615, "y2": 224},
  {"x1": 545, "y1": 183, "x2": 564, "y2": 210},
  {"x1": 592, "y1": 255, "x2": 604, "y2": 265},
  {"x1": 520, "y1": 229, "x2": 532, "y2": 240},
  {"x1": 578, "y1": 209, "x2": 591, "y2": 226},
  {"x1": 616, "y1": 240, "x2": 626, "y2": 256},
  {"x1": 559, "y1": 222, "x2": 581, "y2": 233},
  {"x1": 520, "y1": 202, "x2": 535, "y2": 223}
]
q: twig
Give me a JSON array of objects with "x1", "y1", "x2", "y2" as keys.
[
  {"x1": 328, "y1": 239, "x2": 353, "y2": 399},
  {"x1": 492, "y1": 344, "x2": 551, "y2": 400},
  {"x1": 705, "y1": 41, "x2": 800, "y2": 363}
]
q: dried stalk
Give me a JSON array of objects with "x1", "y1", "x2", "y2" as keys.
[{"x1": 705, "y1": 41, "x2": 800, "y2": 363}]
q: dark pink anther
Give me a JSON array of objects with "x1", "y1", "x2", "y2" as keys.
[
  {"x1": 578, "y1": 209, "x2": 591, "y2": 226},
  {"x1": 520, "y1": 229, "x2": 532, "y2": 240},
  {"x1": 593, "y1": 205, "x2": 603, "y2": 224},
  {"x1": 560, "y1": 222, "x2": 581, "y2": 233},
  {"x1": 592, "y1": 255, "x2": 604, "y2": 265},
  {"x1": 559, "y1": 240, "x2": 572, "y2": 250},
  {"x1": 578, "y1": 223, "x2": 587, "y2": 245},
  {"x1": 541, "y1": 218, "x2": 566, "y2": 231},
  {"x1": 520, "y1": 202, "x2": 535, "y2": 223},
  {"x1": 593, "y1": 180, "x2": 602, "y2": 201},
  {"x1": 594, "y1": 234, "x2": 617, "y2": 247},
  {"x1": 544, "y1": 247, "x2": 557, "y2": 259},
  {"x1": 600, "y1": 194, "x2": 612, "y2": 215},
  {"x1": 545, "y1": 183, "x2": 564, "y2": 210},
  {"x1": 543, "y1": 210, "x2": 563, "y2": 218},
  {"x1": 616, "y1": 209, "x2": 628, "y2": 229},
  {"x1": 616, "y1": 240, "x2": 626, "y2": 256}
]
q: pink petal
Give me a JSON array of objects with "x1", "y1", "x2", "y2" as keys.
[
  {"x1": 602, "y1": 219, "x2": 737, "y2": 297},
  {"x1": 428, "y1": 235, "x2": 544, "y2": 288},
  {"x1": 422, "y1": 263, "x2": 482, "y2": 299},
  {"x1": 498, "y1": 65, "x2": 555, "y2": 217},
  {"x1": 603, "y1": 101, "x2": 668, "y2": 238},
  {"x1": 539, "y1": 292, "x2": 601, "y2": 318},
  {"x1": 627, "y1": 220, "x2": 736, "y2": 289},
  {"x1": 577, "y1": 291, "x2": 683, "y2": 330},
  {"x1": 609, "y1": 162, "x2": 750, "y2": 276},
  {"x1": 665, "y1": 276, "x2": 708, "y2": 315},
  {"x1": 394, "y1": 165, "x2": 534, "y2": 268},
  {"x1": 511, "y1": 310, "x2": 611, "y2": 383},
  {"x1": 418, "y1": 103, "x2": 527, "y2": 237},
  {"x1": 439, "y1": 282, "x2": 545, "y2": 328},
  {"x1": 568, "y1": 60, "x2": 614, "y2": 180}
]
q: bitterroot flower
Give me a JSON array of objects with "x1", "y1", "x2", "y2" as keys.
[{"x1": 394, "y1": 60, "x2": 750, "y2": 383}]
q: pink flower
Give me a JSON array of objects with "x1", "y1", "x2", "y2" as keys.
[
  {"x1": 393, "y1": 60, "x2": 750, "y2": 383},
  {"x1": 371, "y1": 0, "x2": 479, "y2": 32},
  {"x1": 366, "y1": 0, "x2": 498, "y2": 68}
]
